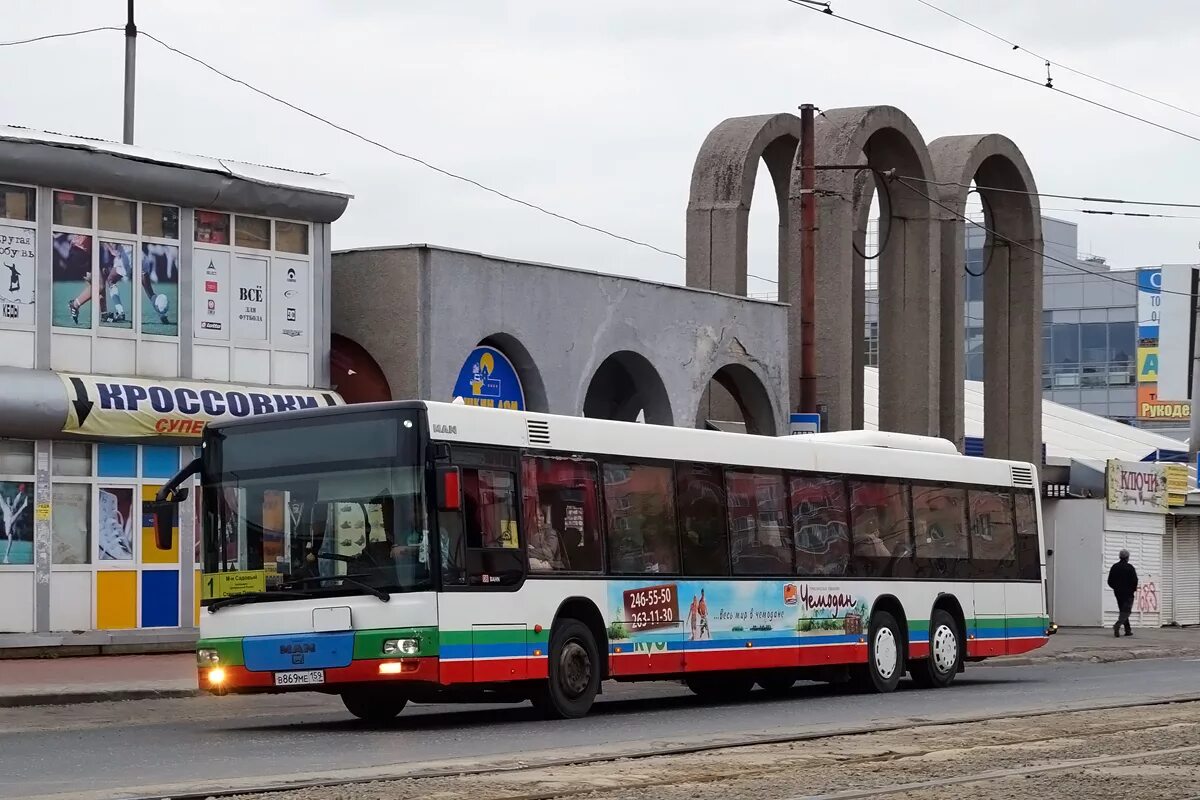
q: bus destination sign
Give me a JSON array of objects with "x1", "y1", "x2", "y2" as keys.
[{"x1": 622, "y1": 583, "x2": 679, "y2": 633}]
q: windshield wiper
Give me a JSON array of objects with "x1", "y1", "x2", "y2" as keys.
[
  {"x1": 281, "y1": 574, "x2": 391, "y2": 602},
  {"x1": 207, "y1": 590, "x2": 310, "y2": 613}
]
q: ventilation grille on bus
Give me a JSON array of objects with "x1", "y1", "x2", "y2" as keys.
[
  {"x1": 527, "y1": 419, "x2": 552, "y2": 447},
  {"x1": 1010, "y1": 465, "x2": 1036, "y2": 488}
]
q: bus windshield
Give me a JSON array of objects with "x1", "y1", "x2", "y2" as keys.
[{"x1": 200, "y1": 410, "x2": 432, "y2": 603}]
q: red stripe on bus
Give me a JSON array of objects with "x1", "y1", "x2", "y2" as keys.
[{"x1": 909, "y1": 641, "x2": 931, "y2": 660}]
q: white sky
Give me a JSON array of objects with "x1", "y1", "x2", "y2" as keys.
[{"x1": 4, "y1": 0, "x2": 1199, "y2": 293}]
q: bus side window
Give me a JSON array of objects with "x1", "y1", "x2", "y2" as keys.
[
  {"x1": 726, "y1": 470, "x2": 792, "y2": 576},
  {"x1": 788, "y1": 474, "x2": 850, "y2": 578},
  {"x1": 602, "y1": 461, "x2": 680, "y2": 575},
  {"x1": 968, "y1": 489, "x2": 1017, "y2": 580},
  {"x1": 458, "y1": 468, "x2": 522, "y2": 587},
  {"x1": 912, "y1": 483, "x2": 970, "y2": 580},
  {"x1": 521, "y1": 456, "x2": 603, "y2": 573},
  {"x1": 677, "y1": 464, "x2": 730, "y2": 577},
  {"x1": 1013, "y1": 490, "x2": 1041, "y2": 580},
  {"x1": 848, "y1": 479, "x2": 912, "y2": 578}
]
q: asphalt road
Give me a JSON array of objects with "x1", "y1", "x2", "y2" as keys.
[{"x1": 3, "y1": 658, "x2": 1198, "y2": 800}]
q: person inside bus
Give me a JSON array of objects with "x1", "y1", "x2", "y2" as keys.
[{"x1": 528, "y1": 505, "x2": 566, "y2": 570}]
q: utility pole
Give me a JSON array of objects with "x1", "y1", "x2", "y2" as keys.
[
  {"x1": 1189, "y1": 267, "x2": 1200, "y2": 465},
  {"x1": 798, "y1": 103, "x2": 817, "y2": 414},
  {"x1": 122, "y1": 0, "x2": 137, "y2": 144}
]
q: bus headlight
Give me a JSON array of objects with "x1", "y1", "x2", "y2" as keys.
[
  {"x1": 382, "y1": 638, "x2": 420, "y2": 656},
  {"x1": 197, "y1": 648, "x2": 221, "y2": 666}
]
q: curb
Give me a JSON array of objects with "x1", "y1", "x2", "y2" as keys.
[
  {"x1": 0, "y1": 687, "x2": 200, "y2": 708},
  {"x1": 989, "y1": 647, "x2": 1199, "y2": 668}
]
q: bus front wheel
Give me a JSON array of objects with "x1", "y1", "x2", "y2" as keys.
[
  {"x1": 533, "y1": 618, "x2": 600, "y2": 719},
  {"x1": 851, "y1": 610, "x2": 905, "y2": 693},
  {"x1": 341, "y1": 689, "x2": 407, "y2": 722}
]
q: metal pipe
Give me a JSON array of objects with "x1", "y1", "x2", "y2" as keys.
[
  {"x1": 1189, "y1": 267, "x2": 1200, "y2": 462},
  {"x1": 799, "y1": 103, "x2": 817, "y2": 413},
  {"x1": 122, "y1": 0, "x2": 136, "y2": 145}
]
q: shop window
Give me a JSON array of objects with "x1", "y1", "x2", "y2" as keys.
[
  {"x1": 1014, "y1": 490, "x2": 1041, "y2": 580},
  {"x1": 51, "y1": 233, "x2": 93, "y2": 329},
  {"x1": 727, "y1": 470, "x2": 792, "y2": 575},
  {"x1": 142, "y1": 447, "x2": 180, "y2": 480},
  {"x1": 521, "y1": 456, "x2": 602, "y2": 573},
  {"x1": 97, "y1": 486, "x2": 135, "y2": 561},
  {"x1": 142, "y1": 204, "x2": 179, "y2": 239},
  {"x1": 52, "y1": 441, "x2": 92, "y2": 477},
  {"x1": 0, "y1": 183, "x2": 35, "y2": 222},
  {"x1": 140, "y1": 243, "x2": 180, "y2": 337},
  {"x1": 53, "y1": 191, "x2": 92, "y2": 228},
  {"x1": 98, "y1": 197, "x2": 137, "y2": 234},
  {"x1": 603, "y1": 462, "x2": 680, "y2": 575},
  {"x1": 275, "y1": 220, "x2": 309, "y2": 255},
  {"x1": 235, "y1": 215, "x2": 271, "y2": 250},
  {"x1": 789, "y1": 474, "x2": 850, "y2": 577},
  {"x1": 0, "y1": 439, "x2": 34, "y2": 475},
  {"x1": 677, "y1": 464, "x2": 730, "y2": 576},
  {"x1": 0, "y1": 478, "x2": 33, "y2": 565},
  {"x1": 97, "y1": 444, "x2": 137, "y2": 478},
  {"x1": 848, "y1": 479, "x2": 912, "y2": 577},
  {"x1": 51, "y1": 484, "x2": 91, "y2": 564},
  {"x1": 194, "y1": 210, "x2": 230, "y2": 245},
  {"x1": 912, "y1": 484, "x2": 969, "y2": 579},
  {"x1": 968, "y1": 489, "x2": 1017, "y2": 580},
  {"x1": 98, "y1": 241, "x2": 135, "y2": 331}
]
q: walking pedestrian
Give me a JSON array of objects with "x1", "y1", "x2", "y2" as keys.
[{"x1": 1107, "y1": 549, "x2": 1138, "y2": 638}]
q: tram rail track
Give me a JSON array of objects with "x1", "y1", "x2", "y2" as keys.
[{"x1": 90, "y1": 691, "x2": 1200, "y2": 800}]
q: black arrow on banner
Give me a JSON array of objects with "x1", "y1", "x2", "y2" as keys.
[{"x1": 68, "y1": 377, "x2": 94, "y2": 427}]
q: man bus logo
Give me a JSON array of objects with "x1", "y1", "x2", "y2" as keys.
[{"x1": 433, "y1": 423, "x2": 458, "y2": 435}]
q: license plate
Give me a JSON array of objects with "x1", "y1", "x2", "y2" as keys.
[{"x1": 274, "y1": 669, "x2": 325, "y2": 687}]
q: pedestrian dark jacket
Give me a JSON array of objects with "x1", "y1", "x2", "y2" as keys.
[{"x1": 1107, "y1": 560, "x2": 1138, "y2": 600}]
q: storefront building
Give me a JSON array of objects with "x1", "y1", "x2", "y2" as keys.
[{"x1": 0, "y1": 127, "x2": 349, "y2": 647}]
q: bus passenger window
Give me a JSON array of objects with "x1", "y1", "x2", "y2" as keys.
[
  {"x1": 677, "y1": 464, "x2": 730, "y2": 576},
  {"x1": 727, "y1": 471, "x2": 792, "y2": 576},
  {"x1": 459, "y1": 467, "x2": 522, "y2": 587},
  {"x1": 968, "y1": 490, "x2": 1017, "y2": 580},
  {"x1": 1013, "y1": 490, "x2": 1041, "y2": 580},
  {"x1": 789, "y1": 475, "x2": 850, "y2": 577},
  {"x1": 848, "y1": 480, "x2": 912, "y2": 577},
  {"x1": 602, "y1": 462, "x2": 680, "y2": 575},
  {"x1": 521, "y1": 457, "x2": 602, "y2": 573},
  {"x1": 912, "y1": 484, "x2": 969, "y2": 579}
]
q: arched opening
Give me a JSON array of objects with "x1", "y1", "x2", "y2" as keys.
[
  {"x1": 477, "y1": 332, "x2": 549, "y2": 413},
  {"x1": 330, "y1": 333, "x2": 391, "y2": 404},
  {"x1": 583, "y1": 351, "x2": 673, "y2": 426},
  {"x1": 696, "y1": 363, "x2": 777, "y2": 436}
]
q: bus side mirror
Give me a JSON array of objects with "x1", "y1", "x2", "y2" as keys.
[
  {"x1": 436, "y1": 466, "x2": 461, "y2": 512},
  {"x1": 149, "y1": 502, "x2": 178, "y2": 550}
]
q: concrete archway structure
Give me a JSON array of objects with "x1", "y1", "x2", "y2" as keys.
[
  {"x1": 583, "y1": 351, "x2": 674, "y2": 425},
  {"x1": 929, "y1": 134, "x2": 1043, "y2": 465},
  {"x1": 478, "y1": 331, "x2": 550, "y2": 413},
  {"x1": 808, "y1": 106, "x2": 940, "y2": 436},
  {"x1": 700, "y1": 363, "x2": 779, "y2": 436}
]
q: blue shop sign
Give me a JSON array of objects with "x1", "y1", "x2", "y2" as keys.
[{"x1": 452, "y1": 346, "x2": 525, "y2": 410}]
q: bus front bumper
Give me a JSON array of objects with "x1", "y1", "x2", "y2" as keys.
[{"x1": 199, "y1": 656, "x2": 440, "y2": 695}]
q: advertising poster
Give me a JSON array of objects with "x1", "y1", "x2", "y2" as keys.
[
  {"x1": 0, "y1": 481, "x2": 32, "y2": 565},
  {"x1": 0, "y1": 224, "x2": 36, "y2": 326},
  {"x1": 98, "y1": 486, "x2": 134, "y2": 561},
  {"x1": 451, "y1": 346, "x2": 526, "y2": 410},
  {"x1": 272, "y1": 257, "x2": 308, "y2": 346},
  {"x1": 50, "y1": 483, "x2": 90, "y2": 565},
  {"x1": 98, "y1": 241, "x2": 134, "y2": 330},
  {"x1": 193, "y1": 248, "x2": 230, "y2": 340},
  {"x1": 51, "y1": 233, "x2": 94, "y2": 329},
  {"x1": 604, "y1": 580, "x2": 867, "y2": 647},
  {"x1": 232, "y1": 255, "x2": 268, "y2": 341},
  {"x1": 140, "y1": 243, "x2": 179, "y2": 337}
]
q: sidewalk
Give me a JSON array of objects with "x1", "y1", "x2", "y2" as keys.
[{"x1": 1, "y1": 627, "x2": 1198, "y2": 708}]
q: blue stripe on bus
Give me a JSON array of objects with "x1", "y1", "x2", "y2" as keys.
[{"x1": 975, "y1": 626, "x2": 1046, "y2": 640}]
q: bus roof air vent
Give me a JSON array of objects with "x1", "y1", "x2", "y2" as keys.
[
  {"x1": 1010, "y1": 465, "x2": 1036, "y2": 488},
  {"x1": 527, "y1": 419, "x2": 551, "y2": 447}
]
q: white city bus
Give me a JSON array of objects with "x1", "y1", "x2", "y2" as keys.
[{"x1": 153, "y1": 401, "x2": 1051, "y2": 720}]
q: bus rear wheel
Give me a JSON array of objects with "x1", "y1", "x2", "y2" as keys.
[
  {"x1": 341, "y1": 689, "x2": 408, "y2": 722},
  {"x1": 851, "y1": 610, "x2": 905, "y2": 694},
  {"x1": 532, "y1": 618, "x2": 600, "y2": 719},
  {"x1": 910, "y1": 609, "x2": 961, "y2": 689}
]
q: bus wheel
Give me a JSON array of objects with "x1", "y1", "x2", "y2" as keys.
[
  {"x1": 533, "y1": 618, "x2": 600, "y2": 719},
  {"x1": 852, "y1": 610, "x2": 905, "y2": 693},
  {"x1": 910, "y1": 609, "x2": 961, "y2": 689},
  {"x1": 686, "y1": 673, "x2": 755, "y2": 701},
  {"x1": 341, "y1": 689, "x2": 407, "y2": 722}
]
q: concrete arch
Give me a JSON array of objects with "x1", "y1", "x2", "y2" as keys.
[
  {"x1": 477, "y1": 331, "x2": 550, "y2": 413},
  {"x1": 929, "y1": 134, "x2": 1043, "y2": 464},
  {"x1": 696, "y1": 362, "x2": 780, "y2": 436},
  {"x1": 583, "y1": 351, "x2": 674, "y2": 426},
  {"x1": 804, "y1": 106, "x2": 941, "y2": 435},
  {"x1": 686, "y1": 113, "x2": 804, "y2": 297}
]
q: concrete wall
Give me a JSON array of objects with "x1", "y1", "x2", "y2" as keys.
[
  {"x1": 1045, "y1": 498, "x2": 1104, "y2": 626},
  {"x1": 332, "y1": 245, "x2": 790, "y2": 434}
]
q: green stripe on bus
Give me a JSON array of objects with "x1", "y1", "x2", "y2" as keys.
[
  {"x1": 353, "y1": 627, "x2": 439, "y2": 660},
  {"x1": 196, "y1": 637, "x2": 245, "y2": 667},
  {"x1": 440, "y1": 627, "x2": 548, "y2": 646}
]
